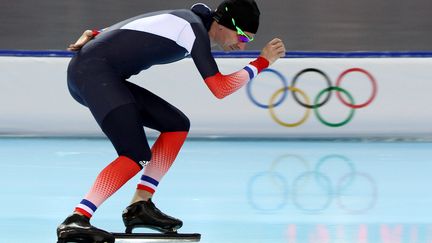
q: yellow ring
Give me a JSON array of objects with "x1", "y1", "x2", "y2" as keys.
[{"x1": 268, "y1": 86, "x2": 311, "y2": 127}]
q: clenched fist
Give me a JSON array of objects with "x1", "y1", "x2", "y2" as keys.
[
  {"x1": 67, "y1": 30, "x2": 95, "y2": 51},
  {"x1": 260, "y1": 38, "x2": 286, "y2": 66}
]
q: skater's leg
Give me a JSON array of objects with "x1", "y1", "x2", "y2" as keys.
[
  {"x1": 125, "y1": 82, "x2": 190, "y2": 202},
  {"x1": 132, "y1": 131, "x2": 188, "y2": 203},
  {"x1": 120, "y1": 82, "x2": 190, "y2": 233},
  {"x1": 60, "y1": 60, "x2": 148, "y2": 242},
  {"x1": 75, "y1": 103, "x2": 149, "y2": 218},
  {"x1": 58, "y1": 104, "x2": 149, "y2": 242}
]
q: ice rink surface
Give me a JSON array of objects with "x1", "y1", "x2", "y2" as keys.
[{"x1": 1, "y1": 137, "x2": 431, "y2": 243}]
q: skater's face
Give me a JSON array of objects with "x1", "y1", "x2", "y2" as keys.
[{"x1": 214, "y1": 23, "x2": 254, "y2": 51}]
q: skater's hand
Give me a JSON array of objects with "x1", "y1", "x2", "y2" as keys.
[
  {"x1": 67, "y1": 30, "x2": 95, "y2": 51},
  {"x1": 260, "y1": 38, "x2": 286, "y2": 66}
]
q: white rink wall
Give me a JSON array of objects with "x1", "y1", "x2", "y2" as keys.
[{"x1": 1, "y1": 54, "x2": 431, "y2": 138}]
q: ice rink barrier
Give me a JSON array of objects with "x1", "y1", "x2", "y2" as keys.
[{"x1": 1, "y1": 50, "x2": 431, "y2": 138}]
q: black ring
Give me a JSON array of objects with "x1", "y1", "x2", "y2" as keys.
[{"x1": 291, "y1": 68, "x2": 332, "y2": 109}]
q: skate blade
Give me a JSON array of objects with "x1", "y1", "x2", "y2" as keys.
[
  {"x1": 58, "y1": 237, "x2": 113, "y2": 243},
  {"x1": 112, "y1": 232, "x2": 201, "y2": 242},
  {"x1": 58, "y1": 232, "x2": 114, "y2": 243},
  {"x1": 58, "y1": 238, "x2": 109, "y2": 243},
  {"x1": 125, "y1": 225, "x2": 181, "y2": 234}
]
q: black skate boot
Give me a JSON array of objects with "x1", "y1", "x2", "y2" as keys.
[
  {"x1": 57, "y1": 214, "x2": 115, "y2": 243},
  {"x1": 122, "y1": 199, "x2": 183, "y2": 234}
]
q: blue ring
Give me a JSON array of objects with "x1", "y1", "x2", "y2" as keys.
[
  {"x1": 247, "y1": 171, "x2": 289, "y2": 211},
  {"x1": 246, "y1": 69, "x2": 288, "y2": 109}
]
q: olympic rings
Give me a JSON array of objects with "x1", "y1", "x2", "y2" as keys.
[
  {"x1": 246, "y1": 69, "x2": 288, "y2": 109},
  {"x1": 291, "y1": 68, "x2": 332, "y2": 109},
  {"x1": 268, "y1": 86, "x2": 311, "y2": 127},
  {"x1": 336, "y1": 68, "x2": 378, "y2": 108},
  {"x1": 314, "y1": 87, "x2": 355, "y2": 127},
  {"x1": 246, "y1": 68, "x2": 378, "y2": 127}
]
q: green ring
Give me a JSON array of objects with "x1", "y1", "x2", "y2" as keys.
[{"x1": 314, "y1": 87, "x2": 355, "y2": 127}]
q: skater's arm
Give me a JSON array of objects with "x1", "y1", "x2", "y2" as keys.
[
  {"x1": 67, "y1": 29, "x2": 102, "y2": 51},
  {"x1": 199, "y1": 38, "x2": 285, "y2": 99}
]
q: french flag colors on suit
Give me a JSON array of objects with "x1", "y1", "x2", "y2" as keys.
[
  {"x1": 138, "y1": 131, "x2": 188, "y2": 194},
  {"x1": 244, "y1": 64, "x2": 259, "y2": 80},
  {"x1": 137, "y1": 175, "x2": 159, "y2": 194},
  {"x1": 76, "y1": 199, "x2": 97, "y2": 218}
]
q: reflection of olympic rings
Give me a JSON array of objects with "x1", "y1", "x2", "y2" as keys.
[
  {"x1": 246, "y1": 68, "x2": 378, "y2": 127},
  {"x1": 247, "y1": 153, "x2": 378, "y2": 214},
  {"x1": 247, "y1": 154, "x2": 311, "y2": 212},
  {"x1": 270, "y1": 154, "x2": 311, "y2": 189},
  {"x1": 315, "y1": 154, "x2": 355, "y2": 192},
  {"x1": 292, "y1": 171, "x2": 333, "y2": 213},
  {"x1": 247, "y1": 171, "x2": 288, "y2": 211},
  {"x1": 336, "y1": 172, "x2": 377, "y2": 214}
]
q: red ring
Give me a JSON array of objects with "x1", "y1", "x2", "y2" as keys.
[{"x1": 335, "y1": 68, "x2": 377, "y2": 109}]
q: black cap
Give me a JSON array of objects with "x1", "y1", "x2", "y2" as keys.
[
  {"x1": 191, "y1": 3, "x2": 214, "y2": 31},
  {"x1": 213, "y1": 0, "x2": 260, "y2": 34}
]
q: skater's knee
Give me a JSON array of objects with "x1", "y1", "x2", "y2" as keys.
[
  {"x1": 174, "y1": 114, "x2": 190, "y2": 132},
  {"x1": 120, "y1": 149, "x2": 151, "y2": 169},
  {"x1": 162, "y1": 113, "x2": 190, "y2": 132}
]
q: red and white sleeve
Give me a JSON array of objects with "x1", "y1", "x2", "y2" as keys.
[{"x1": 204, "y1": 56, "x2": 269, "y2": 99}]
